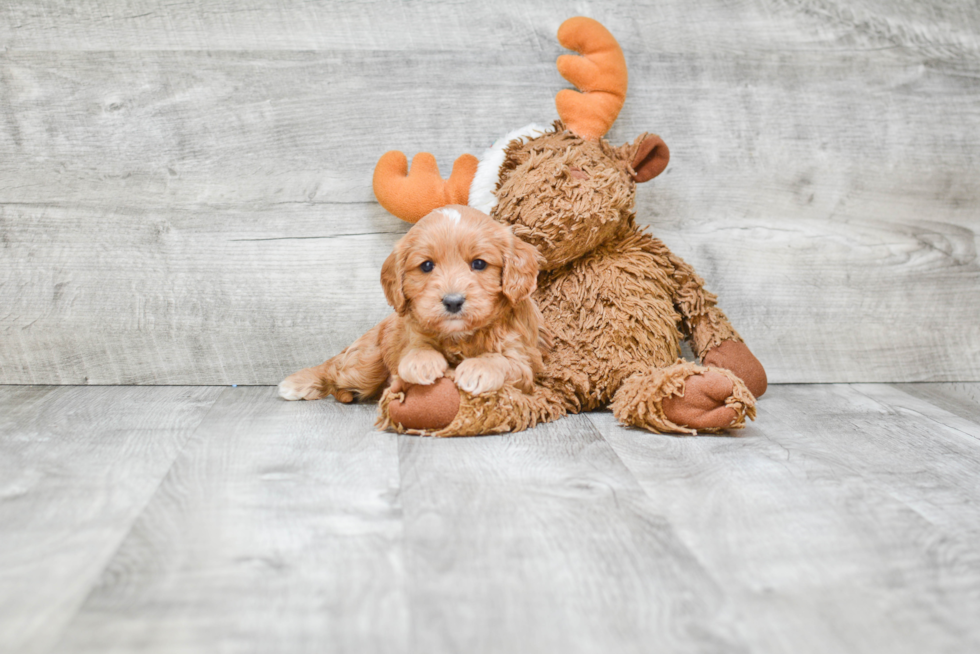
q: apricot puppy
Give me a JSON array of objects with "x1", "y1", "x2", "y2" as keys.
[{"x1": 278, "y1": 205, "x2": 545, "y2": 405}]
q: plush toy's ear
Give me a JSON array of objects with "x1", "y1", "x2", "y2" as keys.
[
  {"x1": 625, "y1": 134, "x2": 670, "y2": 183},
  {"x1": 380, "y1": 248, "x2": 407, "y2": 315},
  {"x1": 502, "y1": 233, "x2": 541, "y2": 304}
]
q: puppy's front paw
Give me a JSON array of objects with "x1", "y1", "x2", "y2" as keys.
[
  {"x1": 278, "y1": 368, "x2": 327, "y2": 401},
  {"x1": 454, "y1": 358, "x2": 506, "y2": 396},
  {"x1": 398, "y1": 349, "x2": 448, "y2": 386}
]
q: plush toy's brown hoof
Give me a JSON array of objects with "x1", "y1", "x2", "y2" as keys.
[
  {"x1": 662, "y1": 371, "x2": 738, "y2": 430},
  {"x1": 387, "y1": 377, "x2": 460, "y2": 431},
  {"x1": 702, "y1": 340, "x2": 767, "y2": 398}
]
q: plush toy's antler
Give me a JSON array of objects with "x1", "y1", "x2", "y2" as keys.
[
  {"x1": 555, "y1": 17, "x2": 628, "y2": 142},
  {"x1": 373, "y1": 151, "x2": 479, "y2": 223}
]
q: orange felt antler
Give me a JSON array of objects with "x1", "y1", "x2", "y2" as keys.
[
  {"x1": 555, "y1": 17, "x2": 628, "y2": 142},
  {"x1": 372, "y1": 151, "x2": 479, "y2": 224}
]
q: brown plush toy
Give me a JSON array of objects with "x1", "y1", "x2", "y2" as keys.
[{"x1": 332, "y1": 17, "x2": 766, "y2": 436}]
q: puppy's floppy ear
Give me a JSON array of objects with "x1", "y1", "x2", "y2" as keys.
[
  {"x1": 502, "y1": 232, "x2": 541, "y2": 304},
  {"x1": 381, "y1": 247, "x2": 407, "y2": 315}
]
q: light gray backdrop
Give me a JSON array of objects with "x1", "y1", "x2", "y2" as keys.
[{"x1": 1, "y1": 0, "x2": 977, "y2": 385}]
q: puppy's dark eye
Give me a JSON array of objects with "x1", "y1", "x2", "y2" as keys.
[
  {"x1": 420, "y1": 261, "x2": 434, "y2": 273},
  {"x1": 471, "y1": 259, "x2": 487, "y2": 271}
]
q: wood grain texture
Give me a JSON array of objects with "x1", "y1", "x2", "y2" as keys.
[
  {"x1": 3, "y1": 383, "x2": 980, "y2": 651},
  {"x1": 52, "y1": 387, "x2": 407, "y2": 654},
  {"x1": 0, "y1": 385, "x2": 221, "y2": 654},
  {"x1": 0, "y1": 203, "x2": 401, "y2": 384},
  {"x1": 397, "y1": 414, "x2": 741, "y2": 654},
  {"x1": 1, "y1": 0, "x2": 979, "y2": 384},
  {"x1": 891, "y1": 382, "x2": 980, "y2": 426},
  {"x1": 591, "y1": 384, "x2": 980, "y2": 654},
  {"x1": 1, "y1": 0, "x2": 977, "y2": 54}
]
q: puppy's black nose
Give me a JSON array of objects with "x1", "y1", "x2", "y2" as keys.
[{"x1": 442, "y1": 293, "x2": 465, "y2": 314}]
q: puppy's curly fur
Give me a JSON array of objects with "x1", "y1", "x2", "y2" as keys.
[{"x1": 279, "y1": 205, "x2": 546, "y2": 404}]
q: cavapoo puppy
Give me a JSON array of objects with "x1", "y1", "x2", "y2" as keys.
[{"x1": 278, "y1": 205, "x2": 545, "y2": 405}]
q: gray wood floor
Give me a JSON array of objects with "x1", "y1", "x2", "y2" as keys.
[{"x1": 2, "y1": 384, "x2": 979, "y2": 654}]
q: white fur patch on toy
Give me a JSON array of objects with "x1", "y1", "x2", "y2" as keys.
[{"x1": 468, "y1": 123, "x2": 549, "y2": 214}]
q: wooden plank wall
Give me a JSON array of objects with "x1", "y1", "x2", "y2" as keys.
[{"x1": 1, "y1": 0, "x2": 978, "y2": 385}]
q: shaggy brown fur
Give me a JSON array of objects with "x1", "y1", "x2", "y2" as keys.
[
  {"x1": 380, "y1": 122, "x2": 766, "y2": 436},
  {"x1": 279, "y1": 206, "x2": 545, "y2": 407}
]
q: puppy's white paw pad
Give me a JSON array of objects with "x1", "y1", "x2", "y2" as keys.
[
  {"x1": 399, "y1": 351, "x2": 449, "y2": 386},
  {"x1": 457, "y1": 378, "x2": 501, "y2": 396},
  {"x1": 454, "y1": 362, "x2": 504, "y2": 396},
  {"x1": 278, "y1": 381, "x2": 304, "y2": 401},
  {"x1": 278, "y1": 376, "x2": 323, "y2": 401}
]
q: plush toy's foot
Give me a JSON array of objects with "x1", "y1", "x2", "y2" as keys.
[
  {"x1": 611, "y1": 361, "x2": 756, "y2": 435},
  {"x1": 702, "y1": 339, "x2": 767, "y2": 398},
  {"x1": 662, "y1": 371, "x2": 741, "y2": 430},
  {"x1": 384, "y1": 377, "x2": 460, "y2": 431},
  {"x1": 378, "y1": 378, "x2": 567, "y2": 437}
]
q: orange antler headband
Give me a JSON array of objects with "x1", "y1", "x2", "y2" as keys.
[{"x1": 372, "y1": 151, "x2": 479, "y2": 224}]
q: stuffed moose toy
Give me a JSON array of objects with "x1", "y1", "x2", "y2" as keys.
[{"x1": 282, "y1": 16, "x2": 767, "y2": 436}]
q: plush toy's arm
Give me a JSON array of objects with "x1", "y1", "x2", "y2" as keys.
[
  {"x1": 665, "y1": 248, "x2": 741, "y2": 357},
  {"x1": 663, "y1": 244, "x2": 768, "y2": 398}
]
